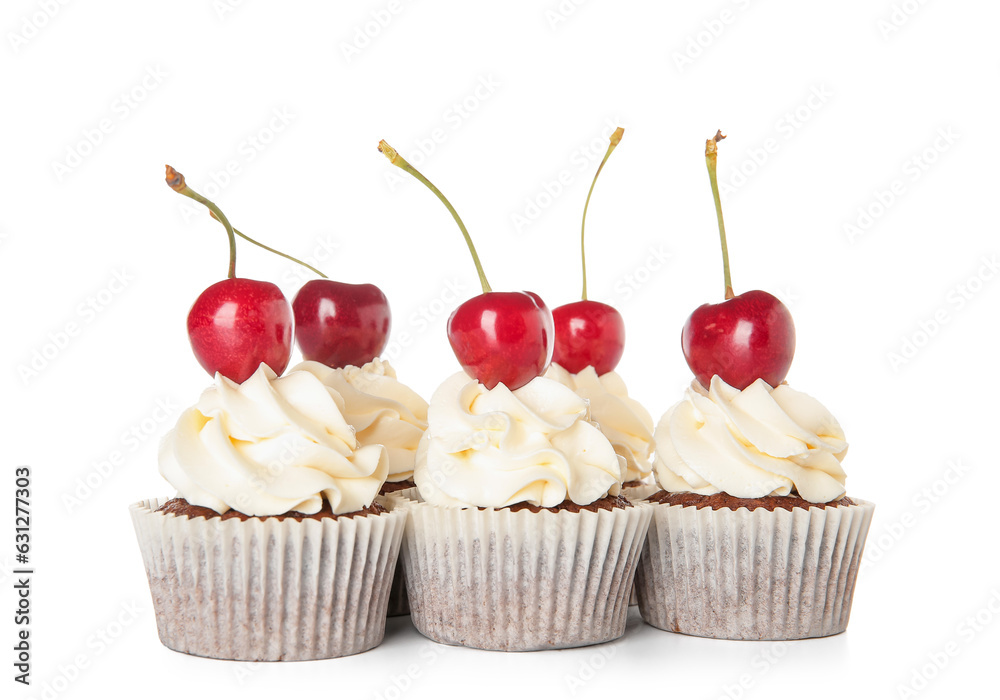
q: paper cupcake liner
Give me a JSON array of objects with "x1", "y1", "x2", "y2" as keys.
[
  {"x1": 385, "y1": 558, "x2": 409, "y2": 617},
  {"x1": 634, "y1": 497, "x2": 875, "y2": 640},
  {"x1": 382, "y1": 482, "x2": 414, "y2": 616},
  {"x1": 622, "y1": 485, "x2": 659, "y2": 606},
  {"x1": 130, "y1": 497, "x2": 405, "y2": 661},
  {"x1": 387, "y1": 486, "x2": 420, "y2": 617},
  {"x1": 389, "y1": 489, "x2": 653, "y2": 651}
]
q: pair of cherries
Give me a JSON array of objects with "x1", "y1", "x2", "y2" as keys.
[
  {"x1": 166, "y1": 166, "x2": 391, "y2": 382},
  {"x1": 377, "y1": 138, "x2": 622, "y2": 392},
  {"x1": 381, "y1": 128, "x2": 794, "y2": 393}
]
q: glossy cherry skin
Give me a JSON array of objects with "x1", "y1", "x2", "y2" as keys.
[
  {"x1": 447, "y1": 291, "x2": 554, "y2": 391},
  {"x1": 187, "y1": 278, "x2": 293, "y2": 383},
  {"x1": 681, "y1": 289, "x2": 795, "y2": 390},
  {"x1": 292, "y1": 279, "x2": 391, "y2": 369},
  {"x1": 552, "y1": 300, "x2": 626, "y2": 375}
]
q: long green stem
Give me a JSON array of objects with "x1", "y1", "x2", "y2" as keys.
[
  {"x1": 208, "y1": 212, "x2": 328, "y2": 279},
  {"x1": 581, "y1": 126, "x2": 624, "y2": 300},
  {"x1": 166, "y1": 165, "x2": 328, "y2": 279},
  {"x1": 705, "y1": 131, "x2": 734, "y2": 299},
  {"x1": 166, "y1": 165, "x2": 237, "y2": 278},
  {"x1": 378, "y1": 140, "x2": 491, "y2": 293}
]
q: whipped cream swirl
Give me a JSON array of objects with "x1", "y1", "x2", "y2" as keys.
[
  {"x1": 159, "y1": 364, "x2": 388, "y2": 516},
  {"x1": 415, "y1": 372, "x2": 625, "y2": 508},
  {"x1": 654, "y1": 376, "x2": 848, "y2": 503},
  {"x1": 544, "y1": 363, "x2": 655, "y2": 483},
  {"x1": 291, "y1": 359, "x2": 428, "y2": 482}
]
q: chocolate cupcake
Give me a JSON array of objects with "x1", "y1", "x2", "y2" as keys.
[
  {"x1": 390, "y1": 371, "x2": 652, "y2": 651},
  {"x1": 130, "y1": 364, "x2": 406, "y2": 660},
  {"x1": 634, "y1": 376, "x2": 874, "y2": 640},
  {"x1": 292, "y1": 358, "x2": 429, "y2": 616}
]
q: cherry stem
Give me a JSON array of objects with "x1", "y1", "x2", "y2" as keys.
[
  {"x1": 166, "y1": 165, "x2": 237, "y2": 279},
  {"x1": 166, "y1": 165, "x2": 328, "y2": 279},
  {"x1": 705, "y1": 130, "x2": 734, "y2": 300},
  {"x1": 207, "y1": 212, "x2": 328, "y2": 279},
  {"x1": 378, "y1": 140, "x2": 491, "y2": 294},
  {"x1": 581, "y1": 126, "x2": 624, "y2": 300}
]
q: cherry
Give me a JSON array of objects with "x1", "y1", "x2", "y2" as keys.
[
  {"x1": 552, "y1": 126, "x2": 626, "y2": 375},
  {"x1": 205, "y1": 213, "x2": 392, "y2": 371},
  {"x1": 553, "y1": 300, "x2": 625, "y2": 375},
  {"x1": 165, "y1": 165, "x2": 294, "y2": 382},
  {"x1": 448, "y1": 291, "x2": 553, "y2": 391},
  {"x1": 379, "y1": 140, "x2": 553, "y2": 390},
  {"x1": 293, "y1": 280, "x2": 391, "y2": 368},
  {"x1": 188, "y1": 278, "x2": 293, "y2": 382},
  {"x1": 680, "y1": 132, "x2": 796, "y2": 390},
  {"x1": 682, "y1": 290, "x2": 794, "y2": 390}
]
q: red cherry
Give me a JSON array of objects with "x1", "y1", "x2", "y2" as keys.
[
  {"x1": 552, "y1": 127, "x2": 627, "y2": 376},
  {"x1": 680, "y1": 131, "x2": 797, "y2": 390},
  {"x1": 380, "y1": 140, "x2": 556, "y2": 390},
  {"x1": 681, "y1": 290, "x2": 794, "y2": 389},
  {"x1": 552, "y1": 300, "x2": 625, "y2": 375},
  {"x1": 187, "y1": 278, "x2": 293, "y2": 383},
  {"x1": 292, "y1": 279, "x2": 391, "y2": 368},
  {"x1": 447, "y1": 291, "x2": 553, "y2": 390}
]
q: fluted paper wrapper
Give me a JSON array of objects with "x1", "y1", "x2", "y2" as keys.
[
  {"x1": 389, "y1": 489, "x2": 652, "y2": 651},
  {"x1": 130, "y1": 497, "x2": 405, "y2": 661},
  {"x1": 385, "y1": 558, "x2": 409, "y2": 617},
  {"x1": 381, "y1": 484, "x2": 413, "y2": 617},
  {"x1": 622, "y1": 484, "x2": 659, "y2": 606},
  {"x1": 635, "y1": 498, "x2": 875, "y2": 640}
]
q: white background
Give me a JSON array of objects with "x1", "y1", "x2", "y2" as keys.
[{"x1": 2, "y1": 1, "x2": 997, "y2": 698}]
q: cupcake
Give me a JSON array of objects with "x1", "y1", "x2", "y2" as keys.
[
  {"x1": 634, "y1": 376, "x2": 875, "y2": 640},
  {"x1": 544, "y1": 363, "x2": 655, "y2": 488},
  {"x1": 292, "y1": 358, "x2": 428, "y2": 491},
  {"x1": 292, "y1": 357, "x2": 428, "y2": 616},
  {"x1": 391, "y1": 371, "x2": 653, "y2": 651},
  {"x1": 130, "y1": 364, "x2": 406, "y2": 660}
]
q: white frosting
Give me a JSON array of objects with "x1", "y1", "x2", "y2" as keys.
[
  {"x1": 653, "y1": 376, "x2": 848, "y2": 503},
  {"x1": 544, "y1": 363, "x2": 655, "y2": 483},
  {"x1": 159, "y1": 364, "x2": 388, "y2": 516},
  {"x1": 291, "y1": 359, "x2": 428, "y2": 482},
  {"x1": 415, "y1": 372, "x2": 625, "y2": 508}
]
